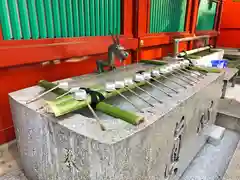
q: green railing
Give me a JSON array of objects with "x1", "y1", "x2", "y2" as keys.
[
  {"x1": 197, "y1": 0, "x2": 217, "y2": 31},
  {"x1": 0, "y1": 0, "x2": 121, "y2": 40},
  {"x1": 149, "y1": 0, "x2": 188, "y2": 33}
]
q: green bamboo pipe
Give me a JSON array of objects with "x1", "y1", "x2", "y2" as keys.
[
  {"x1": 140, "y1": 59, "x2": 221, "y2": 73},
  {"x1": 189, "y1": 66, "x2": 222, "y2": 73},
  {"x1": 39, "y1": 80, "x2": 144, "y2": 125},
  {"x1": 140, "y1": 60, "x2": 167, "y2": 66}
]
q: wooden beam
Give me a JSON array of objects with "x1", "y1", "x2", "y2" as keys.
[
  {"x1": 196, "y1": 30, "x2": 218, "y2": 37},
  {"x1": 139, "y1": 32, "x2": 191, "y2": 48},
  {"x1": 185, "y1": 0, "x2": 193, "y2": 33},
  {"x1": 191, "y1": 0, "x2": 200, "y2": 34},
  {"x1": 216, "y1": 0, "x2": 224, "y2": 32},
  {"x1": 136, "y1": 0, "x2": 148, "y2": 37},
  {"x1": 0, "y1": 36, "x2": 138, "y2": 68},
  {"x1": 123, "y1": 0, "x2": 133, "y2": 36},
  {"x1": 146, "y1": 0, "x2": 151, "y2": 34}
]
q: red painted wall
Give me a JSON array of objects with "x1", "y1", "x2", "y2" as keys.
[{"x1": 217, "y1": 0, "x2": 240, "y2": 48}]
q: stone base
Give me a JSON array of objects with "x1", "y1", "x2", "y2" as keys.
[{"x1": 9, "y1": 64, "x2": 224, "y2": 180}]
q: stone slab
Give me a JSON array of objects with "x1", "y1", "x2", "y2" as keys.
[{"x1": 223, "y1": 68, "x2": 239, "y2": 81}]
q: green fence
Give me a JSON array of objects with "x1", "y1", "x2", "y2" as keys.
[
  {"x1": 0, "y1": 0, "x2": 121, "y2": 40},
  {"x1": 197, "y1": 0, "x2": 217, "y2": 31},
  {"x1": 149, "y1": 0, "x2": 188, "y2": 33}
]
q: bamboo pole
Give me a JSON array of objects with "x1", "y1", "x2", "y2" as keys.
[
  {"x1": 39, "y1": 80, "x2": 144, "y2": 125},
  {"x1": 38, "y1": 64, "x2": 168, "y2": 119}
]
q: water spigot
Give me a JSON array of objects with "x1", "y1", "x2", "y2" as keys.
[{"x1": 96, "y1": 32, "x2": 129, "y2": 73}]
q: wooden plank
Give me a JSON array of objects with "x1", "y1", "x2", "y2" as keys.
[{"x1": 0, "y1": 36, "x2": 138, "y2": 68}]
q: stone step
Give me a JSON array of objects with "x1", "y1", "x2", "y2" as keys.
[
  {"x1": 180, "y1": 130, "x2": 240, "y2": 180},
  {"x1": 217, "y1": 86, "x2": 240, "y2": 133},
  {"x1": 223, "y1": 141, "x2": 240, "y2": 180}
]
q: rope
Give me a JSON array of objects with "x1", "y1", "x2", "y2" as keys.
[
  {"x1": 80, "y1": 88, "x2": 105, "y2": 109},
  {"x1": 0, "y1": 125, "x2": 14, "y2": 132},
  {"x1": 136, "y1": 70, "x2": 145, "y2": 74}
]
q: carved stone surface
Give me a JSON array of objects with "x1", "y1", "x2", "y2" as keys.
[{"x1": 9, "y1": 64, "x2": 224, "y2": 180}]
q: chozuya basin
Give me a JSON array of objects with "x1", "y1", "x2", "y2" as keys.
[{"x1": 9, "y1": 62, "x2": 224, "y2": 180}]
